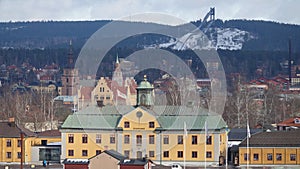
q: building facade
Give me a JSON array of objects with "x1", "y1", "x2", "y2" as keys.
[
  {"x1": 239, "y1": 130, "x2": 300, "y2": 165},
  {"x1": 0, "y1": 119, "x2": 61, "y2": 164},
  {"x1": 60, "y1": 76, "x2": 228, "y2": 166}
]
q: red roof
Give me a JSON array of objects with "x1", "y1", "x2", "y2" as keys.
[{"x1": 277, "y1": 117, "x2": 300, "y2": 127}]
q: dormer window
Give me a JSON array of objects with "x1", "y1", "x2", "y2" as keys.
[
  {"x1": 124, "y1": 121, "x2": 130, "y2": 128},
  {"x1": 149, "y1": 121, "x2": 155, "y2": 128},
  {"x1": 294, "y1": 118, "x2": 300, "y2": 124}
]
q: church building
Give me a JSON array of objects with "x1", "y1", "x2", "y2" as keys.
[{"x1": 60, "y1": 40, "x2": 79, "y2": 96}]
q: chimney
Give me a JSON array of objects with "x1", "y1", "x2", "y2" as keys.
[
  {"x1": 9, "y1": 117, "x2": 15, "y2": 123},
  {"x1": 8, "y1": 117, "x2": 15, "y2": 127},
  {"x1": 97, "y1": 100, "x2": 104, "y2": 108}
]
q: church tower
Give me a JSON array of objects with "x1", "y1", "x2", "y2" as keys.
[
  {"x1": 136, "y1": 75, "x2": 154, "y2": 108},
  {"x1": 112, "y1": 54, "x2": 123, "y2": 86},
  {"x1": 61, "y1": 40, "x2": 79, "y2": 96}
]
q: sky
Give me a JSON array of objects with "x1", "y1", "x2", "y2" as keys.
[{"x1": 0, "y1": 0, "x2": 299, "y2": 25}]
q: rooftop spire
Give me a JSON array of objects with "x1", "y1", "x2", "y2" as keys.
[
  {"x1": 67, "y1": 39, "x2": 74, "y2": 68},
  {"x1": 116, "y1": 53, "x2": 119, "y2": 64}
]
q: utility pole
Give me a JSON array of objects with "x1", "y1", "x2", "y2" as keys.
[{"x1": 20, "y1": 132, "x2": 24, "y2": 169}]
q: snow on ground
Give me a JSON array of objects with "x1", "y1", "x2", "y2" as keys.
[{"x1": 158, "y1": 27, "x2": 256, "y2": 51}]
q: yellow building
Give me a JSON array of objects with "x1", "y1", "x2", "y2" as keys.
[
  {"x1": 61, "y1": 76, "x2": 228, "y2": 166},
  {"x1": 239, "y1": 130, "x2": 300, "y2": 166},
  {"x1": 0, "y1": 118, "x2": 62, "y2": 164},
  {"x1": 91, "y1": 56, "x2": 137, "y2": 106},
  {"x1": 0, "y1": 118, "x2": 35, "y2": 163}
]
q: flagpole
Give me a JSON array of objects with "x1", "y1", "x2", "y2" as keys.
[
  {"x1": 204, "y1": 121, "x2": 207, "y2": 169},
  {"x1": 247, "y1": 120, "x2": 250, "y2": 169},
  {"x1": 225, "y1": 129, "x2": 228, "y2": 169},
  {"x1": 184, "y1": 122, "x2": 187, "y2": 169}
]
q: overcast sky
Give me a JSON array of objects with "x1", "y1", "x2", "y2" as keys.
[{"x1": 0, "y1": 0, "x2": 299, "y2": 25}]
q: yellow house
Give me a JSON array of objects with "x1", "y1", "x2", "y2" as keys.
[
  {"x1": 60, "y1": 76, "x2": 228, "y2": 166},
  {"x1": 0, "y1": 118, "x2": 35, "y2": 163},
  {"x1": 239, "y1": 130, "x2": 300, "y2": 166},
  {"x1": 0, "y1": 118, "x2": 62, "y2": 164}
]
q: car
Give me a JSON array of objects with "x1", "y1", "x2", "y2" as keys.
[{"x1": 171, "y1": 163, "x2": 182, "y2": 169}]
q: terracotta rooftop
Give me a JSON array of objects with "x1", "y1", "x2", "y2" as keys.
[{"x1": 277, "y1": 117, "x2": 300, "y2": 127}]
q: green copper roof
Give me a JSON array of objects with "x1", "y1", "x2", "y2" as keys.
[
  {"x1": 61, "y1": 105, "x2": 134, "y2": 130},
  {"x1": 137, "y1": 75, "x2": 153, "y2": 89},
  {"x1": 61, "y1": 105, "x2": 226, "y2": 131},
  {"x1": 61, "y1": 113, "x2": 121, "y2": 129},
  {"x1": 157, "y1": 114, "x2": 227, "y2": 130}
]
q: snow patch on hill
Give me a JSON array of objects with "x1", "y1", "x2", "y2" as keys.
[
  {"x1": 158, "y1": 27, "x2": 256, "y2": 50},
  {"x1": 216, "y1": 28, "x2": 255, "y2": 50}
]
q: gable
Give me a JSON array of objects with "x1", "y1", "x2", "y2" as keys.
[{"x1": 117, "y1": 107, "x2": 160, "y2": 130}]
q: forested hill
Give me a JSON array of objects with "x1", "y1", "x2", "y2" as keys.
[
  {"x1": 1, "y1": 19, "x2": 300, "y2": 51},
  {"x1": 0, "y1": 20, "x2": 110, "y2": 48}
]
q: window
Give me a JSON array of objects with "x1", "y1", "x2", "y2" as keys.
[
  {"x1": 149, "y1": 121, "x2": 155, "y2": 128},
  {"x1": 136, "y1": 135, "x2": 142, "y2": 145},
  {"x1": 244, "y1": 153, "x2": 249, "y2": 161},
  {"x1": 17, "y1": 152, "x2": 21, "y2": 159},
  {"x1": 106, "y1": 96, "x2": 110, "y2": 100},
  {"x1": 96, "y1": 150, "x2": 101, "y2": 155},
  {"x1": 290, "y1": 154, "x2": 296, "y2": 161},
  {"x1": 68, "y1": 150, "x2": 74, "y2": 156},
  {"x1": 267, "y1": 153, "x2": 273, "y2": 161},
  {"x1": 17, "y1": 140, "x2": 22, "y2": 147},
  {"x1": 82, "y1": 150, "x2": 88, "y2": 157},
  {"x1": 68, "y1": 134, "x2": 74, "y2": 143},
  {"x1": 163, "y1": 151, "x2": 169, "y2": 158},
  {"x1": 39, "y1": 148, "x2": 60, "y2": 161},
  {"x1": 149, "y1": 151, "x2": 155, "y2": 158},
  {"x1": 177, "y1": 135, "x2": 183, "y2": 144},
  {"x1": 110, "y1": 134, "x2": 115, "y2": 144},
  {"x1": 41, "y1": 140, "x2": 47, "y2": 146},
  {"x1": 192, "y1": 151, "x2": 198, "y2": 158},
  {"x1": 206, "y1": 135, "x2": 212, "y2": 145},
  {"x1": 6, "y1": 152, "x2": 11, "y2": 158},
  {"x1": 124, "y1": 135, "x2": 130, "y2": 144},
  {"x1": 100, "y1": 87, "x2": 104, "y2": 92},
  {"x1": 192, "y1": 135, "x2": 198, "y2": 144},
  {"x1": 253, "y1": 153, "x2": 259, "y2": 161},
  {"x1": 96, "y1": 134, "x2": 101, "y2": 144},
  {"x1": 177, "y1": 151, "x2": 183, "y2": 158},
  {"x1": 124, "y1": 150, "x2": 130, "y2": 158},
  {"x1": 276, "y1": 153, "x2": 282, "y2": 161},
  {"x1": 206, "y1": 151, "x2": 212, "y2": 158},
  {"x1": 82, "y1": 134, "x2": 88, "y2": 143},
  {"x1": 124, "y1": 121, "x2": 130, "y2": 128},
  {"x1": 6, "y1": 139, "x2": 11, "y2": 147},
  {"x1": 149, "y1": 135, "x2": 155, "y2": 144},
  {"x1": 163, "y1": 135, "x2": 169, "y2": 144}
]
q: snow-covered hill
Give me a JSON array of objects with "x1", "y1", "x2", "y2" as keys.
[{"x1": 158, "y1": 27, "x2": 256, "y2": 50}]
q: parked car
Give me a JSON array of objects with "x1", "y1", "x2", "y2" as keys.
[{"x1": 171, "y1": 163, "x2": 182, "y2": 169}]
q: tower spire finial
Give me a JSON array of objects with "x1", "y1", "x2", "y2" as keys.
[{"x1": 116, "y1": 53, "x2": 119, "y2": 64}]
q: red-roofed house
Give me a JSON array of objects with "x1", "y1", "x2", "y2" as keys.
[{"x1": 277, "y1": 117, "x2": 300, "y2": 131}]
